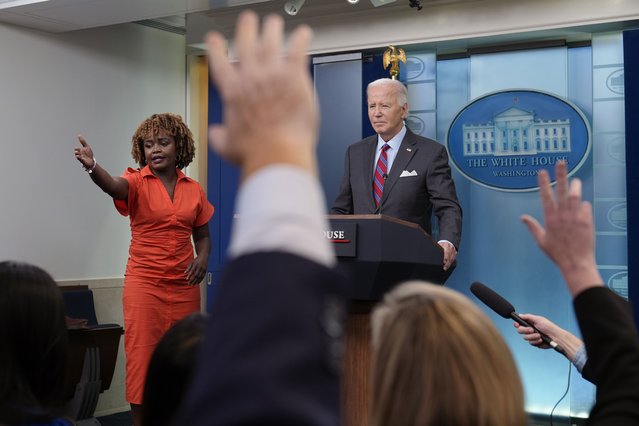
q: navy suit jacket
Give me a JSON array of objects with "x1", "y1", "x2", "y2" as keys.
[
  {"x1": 173, "y1": 252, "x2": 345, "y2": 426},
  {"x1": 331, "y1": 129, "x2": 462, "y2": 248}
]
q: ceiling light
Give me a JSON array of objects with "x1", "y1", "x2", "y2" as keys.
[
  {"x1": 0, "y1": 0, "x2": 50, "y2": 10},
  {"x1": 347, "y1": 0, "x2": 360, "y2": 4},
  {"x1": 284, "y1": 0, "x2": 305, "y2": 15},
  {"x1": 369, "y1": 0, "x2": 397, "y2": 6}
]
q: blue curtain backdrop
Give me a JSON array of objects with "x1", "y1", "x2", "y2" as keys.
[{"x1": 431, "y1": 45, "x2": 595, "y2": 419}]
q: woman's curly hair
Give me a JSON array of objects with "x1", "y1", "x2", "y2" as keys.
[{"x1": 130, "y1": 113, "x2": 196, "y2": 169}]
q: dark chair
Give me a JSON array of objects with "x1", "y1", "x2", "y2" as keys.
[{"x1": 61, "y1": 286, "x2": 124, "y2": 426}]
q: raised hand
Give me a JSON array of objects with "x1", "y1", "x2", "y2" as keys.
[
  {"x1": 521, "y1": 162, "x2": 603, "y2": 296},
  {"x1": 205, "y1": 11, "x2": 318, "y2": 180},
  {"x1": 74, "y1": 135, "x2": 95, "y2": 170}
]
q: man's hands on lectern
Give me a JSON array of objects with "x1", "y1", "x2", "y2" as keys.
[{"x1": 439, "y1": 241, "x2": 457, "y2": 271}]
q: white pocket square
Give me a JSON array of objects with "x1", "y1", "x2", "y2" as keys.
[{"x1": 400, "y1": 170, "x2": 418, "y2": 177}]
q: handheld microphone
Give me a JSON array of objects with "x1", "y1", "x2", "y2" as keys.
[{"x1": 470, "y1": 281, "x2": 566, "y2": 356}]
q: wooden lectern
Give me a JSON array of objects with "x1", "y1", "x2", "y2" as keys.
[{"x1": 327, "y1": 215, "x2": 454, "y2": 426}]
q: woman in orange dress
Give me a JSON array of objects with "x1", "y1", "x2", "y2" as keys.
[{"x1": 74, "y1": 113, "x2": 214, "y2": 425}]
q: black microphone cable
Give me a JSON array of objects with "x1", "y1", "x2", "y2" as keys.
[{"x1": 549, "y1": 359, "x2": 571, "y2": 426}]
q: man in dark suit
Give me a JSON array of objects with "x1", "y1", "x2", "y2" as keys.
[{"x1": 332, "y1": 78, "x2": 462, "y2": 270}]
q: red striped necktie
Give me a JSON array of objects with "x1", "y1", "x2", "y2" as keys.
[{"x1": 373, "y1": 144, "x2": 390, "y2": 207}]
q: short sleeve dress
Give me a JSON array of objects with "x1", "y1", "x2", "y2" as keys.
[{"x1": 114, "y1": 165, "x2": 214, "y2": 404}]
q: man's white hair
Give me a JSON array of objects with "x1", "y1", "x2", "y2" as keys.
[{"x1": 367, "y1": 78, "x2": 408, "y2": 107}]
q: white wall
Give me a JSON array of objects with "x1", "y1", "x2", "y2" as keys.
[
  {"x1": 0, "y1": 21, "x2": 186, "y2": 416},
  {"x1": 0, "y1": 22, "x2": 186, "y2": 280}
]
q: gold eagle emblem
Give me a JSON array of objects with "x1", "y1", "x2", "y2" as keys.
[{"x1": 383, "y1": 45, "x2": 407, "y2": 80}]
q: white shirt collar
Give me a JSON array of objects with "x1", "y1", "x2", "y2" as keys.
[{"x1": 376, "y1": 125, "x2": 406, "y2": 152}]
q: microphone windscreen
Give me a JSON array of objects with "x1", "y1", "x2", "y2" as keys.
[{"x1": 470, "y1": 281, "x2": 515, "y2": 319}]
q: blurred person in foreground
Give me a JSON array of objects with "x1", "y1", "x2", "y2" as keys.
[
  {"x1": 172, "y1": 11, "x2": 345, "y2": 425},
  {"x1": 0, "y1": 261, "x2": 74, "y2": 426},
  {"x1": 142, "y1": 313, "x2": 207, "y2": 426},
  {"x1": 370, "y1": 281, "x2": 526, "y2": 426}
]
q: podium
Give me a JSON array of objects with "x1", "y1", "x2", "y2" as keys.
[
  {"x1": 327, "y1": 215, "x2": 453, "y2": 426},
  {"x1": 328, "y1": 214, "x2": 453, "y2": 300}
]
